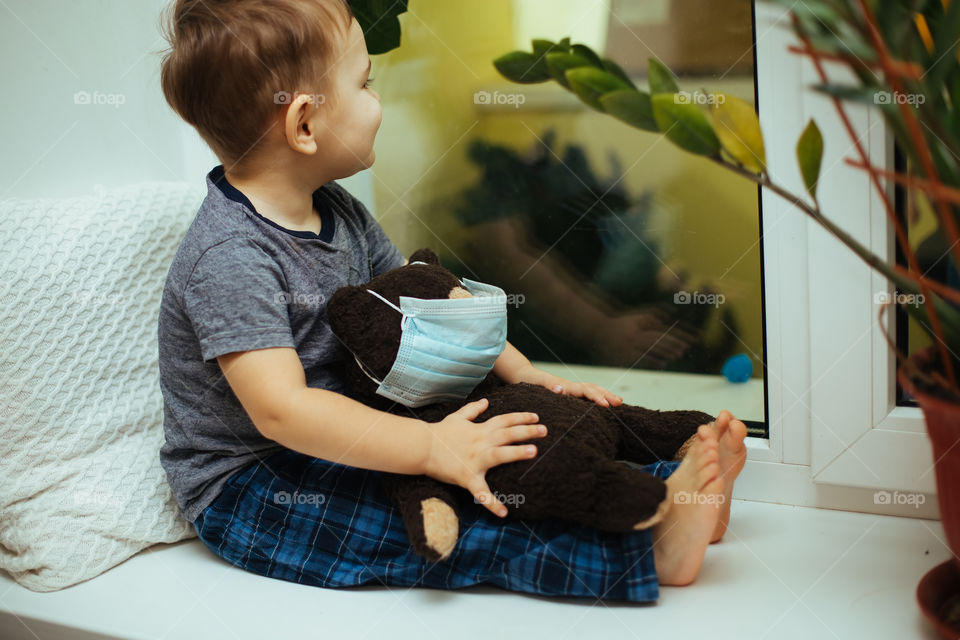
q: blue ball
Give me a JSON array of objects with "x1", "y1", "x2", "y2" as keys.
[{"x1": 722, "y1": 353, "x2": 753, "y2": 383}]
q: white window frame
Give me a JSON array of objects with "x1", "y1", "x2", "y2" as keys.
[{"x1": 737, "y1": 3, "x2": 938, "y2": 518}]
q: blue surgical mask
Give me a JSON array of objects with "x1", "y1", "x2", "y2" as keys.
[{"x1": 350, "y1": 267, "x2": 508, "y2": 408}]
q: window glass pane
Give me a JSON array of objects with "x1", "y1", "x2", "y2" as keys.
[
  {"x1": 372, "y1": 0, "x2": 766, "y2": 435},
  {"x1": 896, "y1": 149, "x2": 960, "y2": 405}
]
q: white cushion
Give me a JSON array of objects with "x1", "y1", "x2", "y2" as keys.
[{"x1": 0, "y1": 182, "x2": 203, "y2": 591}]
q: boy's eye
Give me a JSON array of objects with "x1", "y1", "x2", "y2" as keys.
[{"x1": 364, "y1": 76, "x2": 375, "y2": 88}]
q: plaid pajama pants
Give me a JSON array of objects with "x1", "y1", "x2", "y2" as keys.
[{"x1": 193, "y1": 448, "x2": 681, "y2": 603}]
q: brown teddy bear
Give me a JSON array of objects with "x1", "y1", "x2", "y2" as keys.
[{"x1": 327, "y1": 248, "x2": 714, "y2": 562}]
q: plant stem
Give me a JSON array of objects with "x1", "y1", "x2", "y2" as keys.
[{"x1": 844, "y1": 158, "x2": 960, "y2": 206}]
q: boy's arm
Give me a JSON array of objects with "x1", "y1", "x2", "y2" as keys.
[
  {"x1": 216, "y1": 346, "x2": 546, "y2": 515},
  {"x1": 491, "y1": 340, "x2": 534, "y2": 384},
  {"x1": 492, "y1": 341, "x2": 623, "y2": 408},
  {"x1": 218, "y1": 347, "x2": 431, "y2": 474}
]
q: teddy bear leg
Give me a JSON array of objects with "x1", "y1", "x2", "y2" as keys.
[
  {"x1": 587, "y1": 459, "x2": 672, "y2": 531},
  {"x1": 486, "y1": 452, "x2": 670, "y2": 532},
  {"x1": 381, "y1": 473, "x2": 460, "y2": 562},
  {"x1": 612, "y1": 406, "x2": 715, "y2": 465}
]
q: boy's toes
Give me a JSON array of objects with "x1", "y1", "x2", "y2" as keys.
[
  {"x1": 698, "y1": 461, "x2": 721, "y2": 491},
  {"x1": 727, "y1": 418, "x2": 748, "y2": 446},
  {"x1": 712, "y1": 410, "x2": 733, "y2": 440}
]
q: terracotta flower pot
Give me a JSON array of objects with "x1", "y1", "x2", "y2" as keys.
[
  {"x1": 903, "y1": 348, "x2": 960, "y2": 638},
  {"x1": 899, "y1": 348, "x2": 960, "y2": 570}
]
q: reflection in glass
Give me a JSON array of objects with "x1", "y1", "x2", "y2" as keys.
[
  {"x1": 897, "y1": 149, "x2": 960, "y2": 405},
  {"x1": 371, "y1": 0, "x2": 766, "y2": 432}
]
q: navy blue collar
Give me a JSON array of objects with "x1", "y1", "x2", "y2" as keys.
[{"x1": 208, "y1": 165, "x2": 336, "y2": 242}]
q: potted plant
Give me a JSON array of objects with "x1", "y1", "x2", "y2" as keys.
[{"x1": 492, "y1": 0, "x2": 960, "y2": 634}]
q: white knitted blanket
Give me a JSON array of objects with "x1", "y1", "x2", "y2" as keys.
[{"x1": 0, "y1": 183, "x2": 203, "y2": 591}]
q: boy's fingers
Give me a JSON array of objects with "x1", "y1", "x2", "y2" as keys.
[
  {"x1": 498, "y1": 423, "x2": 547, "y2": 445},
  {"x1": 489, "y1": 411, "x2": 539, "y2": 428},
  {"x1": 593, "y1": 388, "x2": 613, "y2": 406},
  {"x1": 458, "y1": 397, "x2": 489, "y2": 421},
  {"x1": 473, "y1": 484, "x2": 507, "y2": 517},
  {"x1": 493, "y1": 443, "x2": 537, "y2": 466}
]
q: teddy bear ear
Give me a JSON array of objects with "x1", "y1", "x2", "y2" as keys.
[
  {"x1": 408, "y1": 247, "x2": 440, "y2": 265},
  {"x1": 326, "y1": 285, "x2": 367, "y2": 343}
]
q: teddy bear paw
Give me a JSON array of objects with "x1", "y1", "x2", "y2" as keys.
[
  {"x1": 421, "y1": 497, "x2": 459, "y2": 560},
  {"x1": 674, "y1": 433, "x2": 699, "y2": 461},
  {"x1": 632, "y1": 497, "x2": 670, "y2": 530}
]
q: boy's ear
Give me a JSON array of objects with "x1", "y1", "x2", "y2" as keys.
[{"x1": 283, "y1": 93, "x2": 319, "y2": 155}]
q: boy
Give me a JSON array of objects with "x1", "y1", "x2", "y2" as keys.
[{"x1": 157, "y1": 0, "x2": 747, "y2": 602}]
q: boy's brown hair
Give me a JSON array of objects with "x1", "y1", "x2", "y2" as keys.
[{"x1": 160, "y1": 0, "x2": 353, "y2": 167}]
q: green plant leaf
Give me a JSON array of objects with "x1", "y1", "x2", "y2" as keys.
[
  {"x1": 648, "y1": 58, "x2": 680, "y2": 94},
  {"x1": 792, "y1": 0, "x2": 840, "y2": 24},
  {"x1": 546, "y1": 52, "x2": 595, "y2": 88},
  {"x1": 930, "y1": 0, "x2": 960, "y2": 85},
  {"x1": 903, "y1": 294, "x2": 960, "y2": 354},
  {"x1": 601, "y1": 58, "x2": 636, "y2": 90},
  {"x1": 598, "y1": 90, "x2": 657, "y2": 132},
  {"x1": 651, "y1": 93, "x2": 721, "y2": 156},
  {"x1": 348, "y1": 0, "x2": 408, "y2": 55},
  {"x1": 571, "y1": 44, "x2": 604, "y2": 68},
  {"x1": 813, "y1": 83, "x2": 887, "y2": 106},
  {"x1": 566, "y1": 67, "x2": 632, "y2": 110},
  {"x1": 876, "y1": 0, "x2": 917, "y2": 53},
  {"x1": 797, "y1": 119, "x2": 824, "y2": 200},
  {"x1": 494, "y1": 51, "x2": 551, "y2": 83},
  {"x1": 711, "y1": 93, "x2": 766, "y2": 173},
  {"x1": 532, "y1": 39, "x2": 557, "y2": 57}
]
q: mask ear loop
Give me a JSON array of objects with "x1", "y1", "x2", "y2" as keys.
[
  {"x1": 354, "y1": 265, "x2": 439, "y2": 386},
  {"x1": 344, "y1": 289, "x2": 411, "y2": 385},
  {"x1": 366, "y1": 288, "x2": 411, "y2": 329},
  {"x1": 352, "y1": 352, "x2": 383, "y2": 385}
]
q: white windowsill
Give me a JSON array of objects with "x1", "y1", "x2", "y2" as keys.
[
  {"x1": 534, "y1": 362, "x2": 765, "y2": 424},
  {"x1": 0, "y1": 501, "x2": 948, "y2": 640}
]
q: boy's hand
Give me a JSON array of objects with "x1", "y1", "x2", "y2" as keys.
[
  {"x1": 513, "y1": 364, "x2": 623, "y2": 408},
  {"x1": 425, "y1": 398, "x2": 547, "y2": 517}
]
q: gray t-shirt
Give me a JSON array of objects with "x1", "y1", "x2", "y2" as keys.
[{"x1": 158, "y1": 166, "x2": 405, "y2": 522}]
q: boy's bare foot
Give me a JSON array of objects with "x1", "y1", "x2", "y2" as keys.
[
  {"x1": 652, "y1": 425, "x2": 723, "y2": 586},
  {"x1": 709, "y1": 410, "x2": 747, "y2": 543}
]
